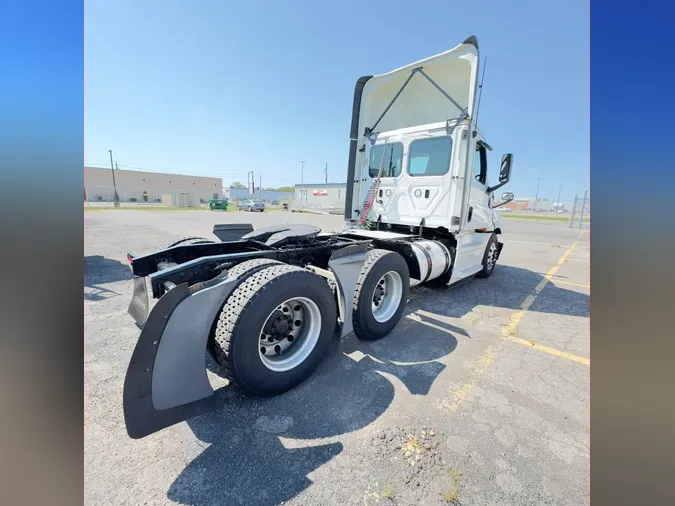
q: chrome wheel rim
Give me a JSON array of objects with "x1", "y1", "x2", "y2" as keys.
[
  {"x1": 486, "y1": 243, "x2": 498, "y2": 270},
  {"x1": 258, "y1": 297, "x2": 321, "y2": 372},
  {"x1": 371, "y1": 271, "x2": 403, "y2": 323}
]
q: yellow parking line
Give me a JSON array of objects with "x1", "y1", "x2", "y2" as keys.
[
  {"x1": 441, "y1": 232, "x2": 588, "y2": 413},
  {"x1": 502, "y1": 231, "x2": 589, "y2": 366},
  {"x1": 552, "y1": 280, "x2": 590, "y2": 289},
  {"x1": 508, "y1": 336, "x2": 590, "y2": 365}
]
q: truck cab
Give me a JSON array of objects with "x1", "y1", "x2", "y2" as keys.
[
  {"x1": 344, "y1": 36, "x2": 513, "y2": 284},
  {"x1": 354, "y1": 122, "x2": 500, "y2": 233}
]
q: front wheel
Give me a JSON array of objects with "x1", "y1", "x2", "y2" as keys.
[
  {"x1": 476, "y1": 233, "x2": 499, "y2": 278},
  {"x1": 352, "y1": 249, "x2": 410, "y2": 340}
]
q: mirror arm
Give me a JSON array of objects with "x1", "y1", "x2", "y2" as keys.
[
  {"x1": 491, "y1": 198, "x2": 509, "y2": 208},
  {"x1": 487, "y1": 180, "x2": 507, "y2": 194}
]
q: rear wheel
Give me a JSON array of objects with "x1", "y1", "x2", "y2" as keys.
[
  {"x1": 213, "y1": 265, "x2": 337, "y2": 396},
  {"x1": 476, "y1": 233, "x2": 499, "y2": 278},
  {"x1": 352, "y1": 249, "x2": 410, "y2": 340}
]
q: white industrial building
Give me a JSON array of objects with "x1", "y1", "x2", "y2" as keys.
[
  {"x1": 84, "y1": 166, "x2": 222, "y2": 204},
  {"x1": 294, "y1": 183, "x2": 347, "y2": 213}
]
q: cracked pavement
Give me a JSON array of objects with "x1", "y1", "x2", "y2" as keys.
[{"x1": 85, "y1": 211, "x2": 589, "y2": 505}]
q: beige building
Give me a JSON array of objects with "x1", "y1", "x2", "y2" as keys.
[
  {"x1": 84, "y1": 166, "x2": 222, "y2": 203},
  {"x1": 294, "y1": 183, "x2": 346, "y2": 213}
]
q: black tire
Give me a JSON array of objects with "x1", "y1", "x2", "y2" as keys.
[
  {"x1": 209, "y1": 258, "x2": 283, "y2": 358},
  {"x1": 165, "y1": 236, "x2": 215, "y2": 249},
  {"x1": 213, "y1": 264, "x2": 337, "y2": 396},
  {"x1": 352, "y1": 249, "x2": 410, "y2": 341},
  {"x1": 225, "y1": 258, "x2": 283, "y2": 279},
  {"x1": 476, "y1": 233, "x2": 499, "y2": 278}
]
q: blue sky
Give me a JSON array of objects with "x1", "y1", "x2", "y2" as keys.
[{"x1": 85, "y1": 0, "x2": 588, "y2": 201}]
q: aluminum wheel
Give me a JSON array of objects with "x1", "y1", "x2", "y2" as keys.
[
  {"x1": 486, "y1": 242, "x2": 498, "y2": 270},
  {"x1": 258, "y1": 297, "x2": 322, "y2": 372},
  {"x1": 371, "y1": 271, "x2": 403, "y2": 323}
]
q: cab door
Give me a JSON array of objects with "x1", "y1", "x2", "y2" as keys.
[
  {"x1": 467, "y1": 139, "x2": 492, "y2": 231},
  {"x1": 448, "y1": 138, "x2": 492, "y2": 283}
]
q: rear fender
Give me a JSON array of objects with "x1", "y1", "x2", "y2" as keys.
[
  {"x1": 124, "y1": 243, "x2": 369, "y2": 439},
  {"x1": 123, "y1": 273, "x2": 238, "y2": 439}
]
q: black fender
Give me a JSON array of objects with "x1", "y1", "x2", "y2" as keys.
[
  {"x1": 123, "y1": 244, "x2": 368, "y2": 439},
  {"x1": 123, "y1": 274, "x2": 238, "y2": 439}
]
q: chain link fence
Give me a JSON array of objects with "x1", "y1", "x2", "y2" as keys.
[{"x1": 568, "y1": 191, "x2": 590, "y2": 229}]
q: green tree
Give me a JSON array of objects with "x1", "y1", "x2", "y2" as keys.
[{"x1": 230, "y1": 181, "x2": 246, "y2": 189}]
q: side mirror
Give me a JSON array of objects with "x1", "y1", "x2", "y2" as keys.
[
  {"x1": 487, "y1": 153, "x2": 514, "y2": 193},
  {"x1": 492, "y1": 191, "x2": 515, "y2": 209}
]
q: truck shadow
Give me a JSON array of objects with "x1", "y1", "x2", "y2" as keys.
[
  {"x1": 167, "y1": 320, "x2": 460, "y2": 506},
  {"x1": 409, "y1": 264, "x2": 589, "y2": 318},
  {"x1": 84, "y1": 255, "x2": 132, "y2": 301}
]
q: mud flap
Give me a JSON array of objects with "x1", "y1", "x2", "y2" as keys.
[
  {"x1": 128, "y1": 276, "x2": 150, "y2": 326},
  {"x1": 123, "y1": 275, "x2": 238, "y2": 439},
  {"x1": 497, "y1": 241, "x2": 504, "y2": 260},
  {"x1": 329, "y1": 243, "x2": 369, "y2": 338}
]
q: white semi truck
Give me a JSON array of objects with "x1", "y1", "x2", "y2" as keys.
[{"x1": 123, "y1": 35, "x2": 514, "y2": 438}]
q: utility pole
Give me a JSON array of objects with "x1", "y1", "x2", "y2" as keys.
[
  {"x1": 259, "y1": 175, "x2": 262, "y2": 192},
  {"x1": 108, "y1": 150, "x2": 120, "y2": 207},
  {"x1": 248, "y1": 171, "x2": 254, "y2": 196},
  {"x1": 300, "y1": 161, "x2": 305, "y2": 184},
  {"x1": 533, "y1": 177, "x2": 544, "y2": 214},
  {"x1": 556, "y1": 184, "x2": 563, "y2": 211},
  {"x1": 324, "y1": 162, "x2": 328, "y2": 184}
]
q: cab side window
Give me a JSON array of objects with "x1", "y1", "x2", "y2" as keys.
[
  {"x1": 474, "y1": 142, "x2": 487, "y2": 185},
  {"x1": 408, "y1": 136, "x2": 452, "y2": 177},
  {"x1": 368, "y1": 143, "x2": 403, "y2": 178}
]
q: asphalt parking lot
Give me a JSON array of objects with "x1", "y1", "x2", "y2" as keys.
[{"x1": 85, "y1": 209, "x2": 589, "y2": 506}]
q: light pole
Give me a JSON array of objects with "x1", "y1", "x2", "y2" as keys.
[
  {"x1": 300, "y1": 161, "x2": 305, "y2": 184},
  {"x1": 533, "y1": 177, "x2": 543, "y2": 214},
  {"x1": 108, "y1": 150, "x2": 120, "y2": 207}
]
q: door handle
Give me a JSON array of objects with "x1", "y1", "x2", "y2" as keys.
[{"x1": 467, "y1": 206, "x2": 473, "y2": 222}]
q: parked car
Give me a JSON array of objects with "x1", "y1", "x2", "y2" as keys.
[{"x1": 237, "y1": 199, "x2": 265, "y2": 212}]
